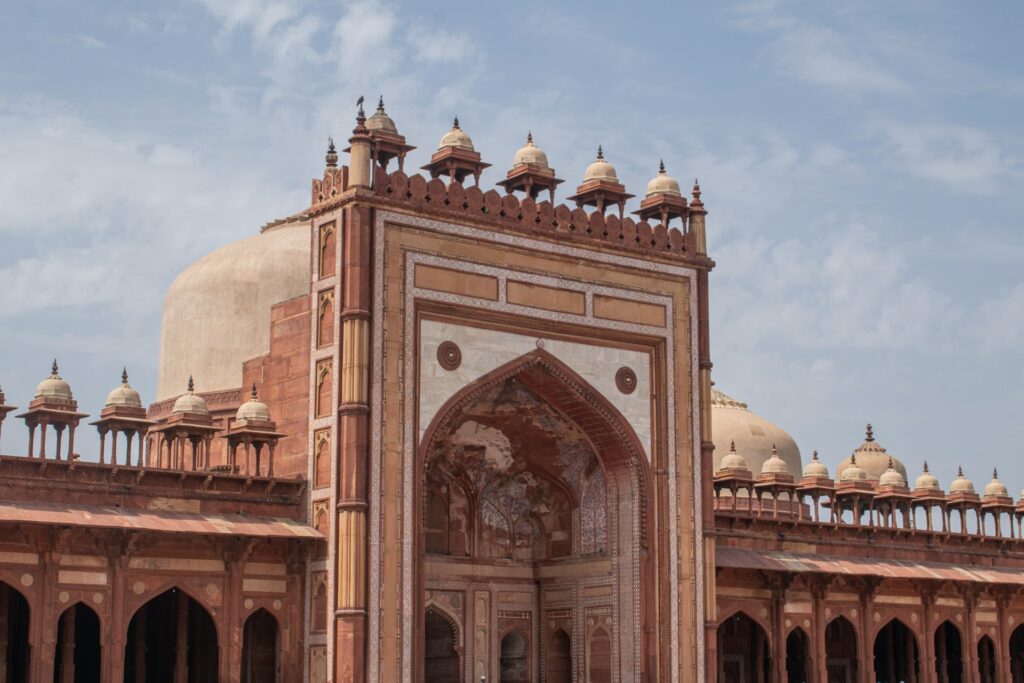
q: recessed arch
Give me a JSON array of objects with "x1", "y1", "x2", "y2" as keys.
[
  {"x1": 978, "y1": 633, "x2": 997, "y2": 683},
  {"x1": 785, "y1": 627, "x2": 809, "y2": 683},
  {"x1": 0, "y1": 581, "x2": 30, "y2": 683},
  {"x1": 241, "y1": 608, "x2": 279, "y2": 683},
  {"x1": 424, "y1": 606, "x2": 460, "y2": 683},
  {"x1": 123, "y1": 587, "x2": 218, "y2": 683},
  {"x1": 934, "y1": 620, "x2": 964, "y2": 683},
  {"x1": 826, "y1": 616, "x2": 858, "y2": 683},
  {"x1": 717, "y1": 611, "x2": 771, "y2": 683},
  {"x1": 873, "y1": 618, "x2": 919, "y2": 683},
  {"x1": 547, "y1": 628, "x2": 572, "y2": 683},
  {"x1": 54, "y1": 601, "x2": 102, "y2": 683},
  {"x1": 1010, "y1": 623, "x2": 1024, "y2": 682},
  {"x1": 499, "y1": 629, "x2": 528, "y2": 682}
]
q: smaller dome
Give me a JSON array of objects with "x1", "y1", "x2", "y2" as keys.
[
  {"x1": 513, "y1": 133, "x2": 550, "y2": 169},
  {"x1": 984, "y1": 469, "x2": 1008, "y2": 498},
  {"x1": 761, "y1": 445, "x2": 790, "y2": 475},
  {"x1": 840, "y1": 454, "x2": 867, "y2": 482},
  {"x1": 803, "y1": 451, "x2": 829, "y2": 479},
  {"x1": 105, "y1": 368, "x2": 142, "y2": 408},
  {"x1": 645, "y1": 160, "x2": 682, "y2": 198},
  {"x1": 35, "y1": 360, "x2": 73, "y2": 401},
  {"x1": 878, "y1": 457, "x2": 907, "y2": 488},
  {"x1": 172, "y1": 376, "x2": 209, "y2": 415},
  {"x1": 365, "y1": 96, "x2": 398, "y2": 135},
  {"x1": 914, "y1": 461, "x2": 941, "y2": 491},
  {"x1": 583, "y1": 146, "x2": 618, "y2": 183},
  {"x1": 236, "y1": 384, "x2": 272, "y2": 422},
  {"x1": 949, "y1": 467, "x2": 975, "y2": 494},
  {"x1": 438, "y1": 117, "x2": 475, "y2": 151},
  {"x1": 718, "y1": 441, "x2": 749, "y2": 472}
]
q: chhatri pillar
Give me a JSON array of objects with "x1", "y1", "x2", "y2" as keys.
[
  {"x1": 496, "y1": 132, "x2": 563, "y2": 202},
  {"x1": 566, "y1": 146, "x2": 634, "y2": 218},
  {"x1": 421, "y1": 117, "x2": 491, "y2": 186},
  {"x1": 17, "y1": 360, "x2": 88, "y2": 460},
  {"x1": 90, "y1": 369, "x2": 156, "y2": 466}
]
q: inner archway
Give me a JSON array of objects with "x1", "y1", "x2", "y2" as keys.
[
  {"x1": 873, "y1": 618, "x2": 919, "y2": 683},
  {"x1": 417, "y1": 351, "x2": 651, "y2": 682},
  {"x1": 423, "y1": 608, "x2": 459, "y2": 683},
  {"x1": 241, "y1": 609, "x2": 278, "y2": 683},
  {"x1": 934, "y1": 621, "x2": 963, "y2": 683},
  {"x1": 123, "y1": 588, "x2": 218, "y2": 683},
  {"x1": 786, "y1": 628, "x2": 809, "y2": 683},
  {"x1": 825, "y1": 617, "x2": 858, "y2": 683},
  {"x1": 717, "y1": 611, "x2": 771, "y2": 683},
  {"x1": 547, "y1": 629, "x2": 571, "y2": 683},
  {"x1": 53, "y1": 603, "x2": 101, "y2": 683},
  {"x1": 1011, "y1": 624, "x2": 1024, "y2": 683},
  {"x1": 977, "y1": 635, "x2": 997, "y2": 683},
  {"x1": 0, "y1": 582, "x2": 30, "y2": 683},
  {"x1": 499, "y1": 630, "x2": 528, "y2": 682}
]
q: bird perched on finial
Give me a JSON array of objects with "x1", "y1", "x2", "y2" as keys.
[{"x1": 356, "y1": 95, "x2": 365, "y2": 115}]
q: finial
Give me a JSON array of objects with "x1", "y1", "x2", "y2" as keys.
[
  {"x1": 850, "y1": 453, "x2": 858, "y2": 465},
  {"x1": 187, "y1": 375, "x2": 194, "y2": 393},
  {"x1": 376, "y1": 94, "x2": 385, "y2": 112},
  {"x1": 923, "y1": 460, "x2": 929, "y2": 472},
  {"x1": 326, "y1": 137, "x2": 338, "y2": 168},
  {"x1": 771, "y1": 444, "x2": 778, "y2": 456},
  {"x1": 453, "y1": 115, "x2": 460, "y2": 129},
  {"x1": 597, "y1": 145, "x2": 604, "y2": 160},
  {"x1": 251, "y1": 382, "x2": 258, "y2": 400},
  {"x1": 51, "y1": 358, "x2": 59, "y2": 375},
  {"x1": 526, "y1": 131, "x2": 533, "y2": 144},
  {"x1": 812, "y1": 450, "x2": 819, "y2": 461},
  {"x1": 887, "y1": 455, "x2": 894, "y2": 469},
  {"x1": 693, "y1": 178, "x2": 701, "y2": 196},
  {"x1": 957, "y1": 465, "x2": 964, "y2": 477},
  {"x1": 121, "y1": 367, "x2": 129, "y2": 385},
  {"x1": 730, "y1": 440, "x2": 736, "y2": 452},
  {"x1": 865, "y1": 423, "x2": 874, "y2": 441},
  {"x1": 659, "y1": 159, "x2": 666, "y2": 173},
  {"x1": 993, "y1": 468, "x2": 999, "y2": 479}
]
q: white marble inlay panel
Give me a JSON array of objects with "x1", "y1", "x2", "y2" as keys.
[{"x1": 419, "y1": 319, "x2": 653, "y2": 461}]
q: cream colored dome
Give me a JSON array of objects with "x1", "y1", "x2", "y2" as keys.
[
  {"x1": 172, "y1": 377, "x2": 209, "y2": 415},
  {"x1": 236, "y1": 384, "x2": 271, "y2": 422},
  {"x1": 836, "y1": 425, "x2": 907, "y2": 483},
  {"x1": 365, "y1": 97, "x2": 398, "y2": 134},
  {"x1": 645, "y1": 161, "x2": 682, "y2": 198},
  {"x1": 802, "y1": 451, "x2": 829, "y2": 479},
  {"x1": 105, "y1": 369, "x2": 142, "y2": 408},
  {"x1": 156, "y1": 214, "x2": 311, "y2": 401},
  {"x1": 711, "y1": 389, "x2": 802, "y2": 479},
  {"x1": 984, "y1": 469, "x2": 1008, "y2": 498},
  {"x1": 583, "y1": 147, "x2": 618, "y2": 183},
  {"x1": 35, "y1": 360, "x2": 73, "y2": 401},
  {"x1": 513, "y1": 133, "x2": 550, "y2": 169},
  {"x1": 914, "y1": 462, "x2": 941, "y2": 491},
  {"x1": 718, "y1": 441, "x2": 749, "y2": 472},
  {"x1": 761, "y1": 445, "x2": 790, "y2": 475},
  {"x1": 438, "y1": 117, "x2": 475, "y2": 151},
  {"x1": 840, "y1": 454, "x2": 868, "y2": 482},
  {"x1": 949, "y1": 467, "x2": 975, "y2": 494},
  {"x1": 878, "y1": 457, "x2": 907, "y2": 488}
]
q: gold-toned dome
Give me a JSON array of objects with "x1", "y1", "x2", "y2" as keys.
[
  {"x1": 513, "y1": 133, "x2": 550, "y2": 169},
  {"x1": 839, "y1": 453, "x2": 868, "y2": 482},
  {"x1": 914, "y1": 462, "x2": 941, "y2": 491},
  {"x1": 236, "y1": 384, "x2": 272, "y2": 422},
  {"x1": 802, "y1": 451, "x2": 829, "y2": 479},
  {"x1": 711, "y1": 389, "x2": 802, "y2": 480},
  {"x1": 437, "y1": 117, "x2": 475, "y2": 151},
  {"x1": 760, "y1": 445, "x2": 790, "y2": 475},
  {"x1": 365, "y1": 96, "x2": 398, "y2": 135},
  {"x1": 878, "y1": 457, "x2": 907, "y2": 488},
  {"x1": 644, "y1": 160, "x2": 682, "y2": 198},
  {"x1": 171, "y1": 376, "x2": 209, "y2": 415},
  {"x1": 983, "y1": 469, "x2": 1008, "y2": 498},
  {"x1": 105, "y1": 368, "x2": 142, "y2": 409},
  {"x1": 718, "y1": 441, "x2": 749, "y2": 472},
  {"x1": 836, "y1": 424, "x2": 907, "y2": 482},
  {"x1": 583, "y1": 146, "x2": 618, "y2": 183},
  {"x1": 35, "y1": 360, "x2": 73, "y2": 401},
  {"x1": 949, "y1": 467, "x2": 975, "y2": 494}
]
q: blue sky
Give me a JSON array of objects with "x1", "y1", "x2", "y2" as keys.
[{"x1": 1, "y1": 1, "x2": 1021, "y2": 489}]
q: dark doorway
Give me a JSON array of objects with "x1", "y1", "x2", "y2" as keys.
[
  {"x1": 241, "y1": 609, "x2": 278, "y2": 683},
  {"x1": 873, "y1": 619, "x2": 919, "y2": 683},
  {"x1": 547, "y1": 629, "x2": 572, "y2": 683},
  {"x1": 53, "y1": 603, "x2": 101, "y2": 683},
  {"x1": 934, "y1": 621, "x2": 963, "y2": 683},
  {"x1": 0, "y1": 582, "x2": 31, "y2": 683},
  {"x1": 718, "y1": 612, "x2": 771, "y2": 683},
  {"x1": 499, "y1": 630, "x2": 528, "y2": 682},
  {"x1": 978, "y1": 635, "x2": 997, "y2": 683},
  {"x1": 122, "y1": 588, "x2": 218, "y2": 683},
  {"x1": 825, "y1": 617, "x2": 857, "y2": 683},
  {"x1": 786, "y1": 628, "x2": 810, "y2": 683},
  {"x1": 1011, "y1": 624, "x2": 1024, "y2": 682},
  {"x1": 423, "y1": 609, "x2": 459, "y2": 683}
]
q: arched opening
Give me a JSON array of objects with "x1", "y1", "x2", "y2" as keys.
[
  {"x1": 717, "y1": 611, "x2": 771, "y2": 683},
  {"x1": 123, "y1": 588, "x2": 218, "y2": 683},
  {"x1": 977, "y1": 635, "x2": 997, "y2": 683},
  {"x1": 547, "y1": 629, "x2": 571, "y2": 683},
  {"x1": 1011, "y1": 624, "x2": 1024, "y2": 682},
  {"x1": 825, "y1": 617, "x2": 858, "y2": 683},
  {"x1": 423, "y1": 608, "x2": 459, "y2": 683},
  {"x1": 0, "y1": 582, "x2": 31, "y2": 683},
  {"x1": 873, "y1": 618, "x2": 919, "y2": 683},
  {"x1": 588, "y1": 626, "x2": 611, "y2": 683},
  {"x1": 499, "y1": 630, "x2": 528, "y2": 682},
  {"x1": 934, "y1": 620, "x2": 963, "y2": 683},
  {"x1": 53, "y1": 603, "x2": 101, "y2": 683},
  {"x1": 417, "y1": 351, "x2": 651, "y2": 681},
  {"x1": 241, "y1": 609, "x2": 278, "y2": 683},
  {"x1": 318, "y1": 225, "x2": 335, "y2": 278},
  {"x1": 786, "y1": 628, "x2": 809, "y2": 683}
]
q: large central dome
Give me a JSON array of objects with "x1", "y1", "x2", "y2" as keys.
[
  {"x1": 156, "y1": 214, "x2": 311, "y2": 401},
  {"x1": 711, "y1": 388, "x2": 802, "y2": 479}
]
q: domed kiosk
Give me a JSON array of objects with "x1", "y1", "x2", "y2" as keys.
[{"x1": 711, "y1": 389, "x2": 802, "y2": 481}]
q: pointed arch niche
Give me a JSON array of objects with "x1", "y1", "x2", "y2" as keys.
[{"x1": 416, "y1": 350, "x2": 654, "y2": 683}]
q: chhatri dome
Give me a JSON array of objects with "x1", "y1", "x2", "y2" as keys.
[
  {"x1": 711, "y1": 389, "x2": 801, "y2": 479},
  {"x1": 983, "y1": 469, "x2": 1008, "y2": 498},
  {"x1": 914, "y1": 462, "x2": 941, "y2": 491},
  {"x1": 365, "y1": 96, "x2": 398, "y2": 135},
  {"x1": 949, "y1": 467, "x2": 976, "y2": 494},
  {"x1": 644, "y1": 160, "x2": 683, "y2": 198},
  {"x1": 513, "y1": 133, "x2": 550, "y2": 169},
  {"x1": 802, "y1": 451, "x2": 829, "y2": 479},
  {"x1": 105, "y1": 368, "x2": 142, "y2": 409},
  {"x1": 878, "y1": 456, "x2": 907, "y2": 488},
  {"x1": 171, "y1": 376, "x2": 210, "y2": 415},
  {"x1": 836, "y1": 424, "x2": 907, "y2": 483},
  {"x1": 583, "y1": 146, "x2": 618, "y2": 183},
  {"x1": 839, "y1": 453, "x2": 868, "y2": 482},
  {"x1": 718, "y1": 441, "x2": 749, "y2": 471},
  {"x1": 156, "y1": 213, "x2": 310, "y2": 401},
  {"x1": 760, "y1": 445, "x2": 790, "y2": 476},
  {"x1": 34, "y1": 360, "x2": 73, "y2": 401},
  {"x1": 236, "y1": 384, "x2": 272, "y2": 423},
  {"x1": 437, "y1": 117, "x2": 475, "y2": 151}
]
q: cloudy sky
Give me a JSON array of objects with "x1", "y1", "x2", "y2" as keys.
[{"x1": 1, "y1": 1, "x2": 1021, "y2": 487}]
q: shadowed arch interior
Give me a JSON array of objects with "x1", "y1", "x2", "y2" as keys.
[
  {"x1": 0, "y1": 581, "x2": 30, "y2": 683},
  {"x1": 424, "y1": 607, "x2": 459, "y2": 683},
  {"x1": 53, "y1": 602, "x2": 101, "y2": 683},
  {"x1": 717, "y1": 611, "x2": 771, "y2": 683},
  {"x1": 786, "y1": 628, "x2": 809, "y2": 683},
  {"x1": 826, "y1": 616, "x2": 858, "y2": 683},
  {"x1": 934, "y1": 620, "x2": 963, "y2": 683},
  {"x1": 241, "y1": 609, "x2": 278, "y2": 683},
  {"x1": 873, "y1": 618, "x2": 919, "y2": 683},
  {"x1": 123, "y1": 588, "x2": 218, "y2": 683}
]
